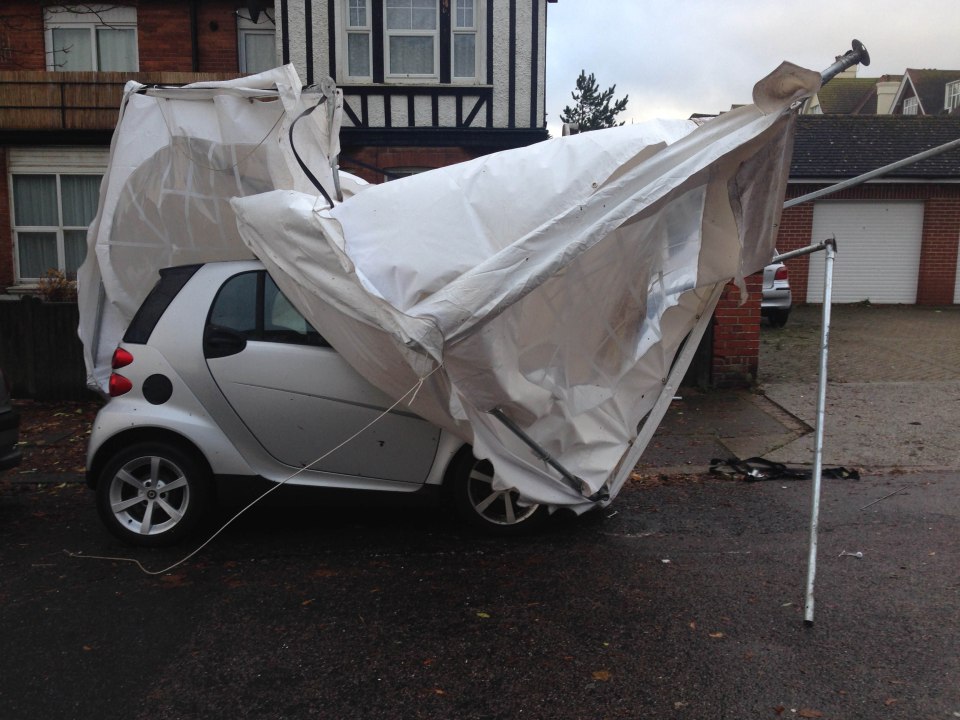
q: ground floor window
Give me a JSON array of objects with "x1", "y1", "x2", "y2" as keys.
[{"x1": 12, "y1": 172, "x2": 102, "y2": 282}]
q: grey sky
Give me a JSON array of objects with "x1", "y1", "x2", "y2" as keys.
[{"x1": 545, "y1": 1, "x2": 959, "y2": 134}]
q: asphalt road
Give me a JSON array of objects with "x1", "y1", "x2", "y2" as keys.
[{"x1": 2, "y1": 469, "x2": 957, "y2": 719}]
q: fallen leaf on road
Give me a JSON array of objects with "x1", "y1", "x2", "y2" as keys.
[
  {"x1": 797, "y1": 709, "x2": 823, "y2": 718},
  {"x1": 884, "y1": 698, "x2": 898, "y2": 706},
  {"x1": 592, "y1": 670, "x2": 612, "y2": 682},
  {"x1": 476, "y1": 612, "x2": 491, "y2": 619},
  {"x1": 709, "y1": 632, "x2": 725, "y2": 639}
]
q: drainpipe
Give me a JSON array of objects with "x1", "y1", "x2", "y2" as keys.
[{"x1": 189, "y1": 0, "x2": 199, "y2": 72}]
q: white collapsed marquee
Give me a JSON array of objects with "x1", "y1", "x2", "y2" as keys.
[{"x1": 78, "y1": 62, "x2": 821, "y2": 512}]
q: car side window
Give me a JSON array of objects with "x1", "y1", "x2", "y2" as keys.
[
  {"x1": 209, "y1": 271, "x2": 258, "y2": 334},
  {"x1": 208, "y1": 270, "x2": 329, "y2": 348},
  {"x1": 263, "y1": 274, "x2": 330, "y2": 347}
]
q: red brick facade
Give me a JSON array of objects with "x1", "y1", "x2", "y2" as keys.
[
  {"x1": 711, "y1": 275, "x2": 762, "y2": 388},
  {"x1": 340, "y1": 146, "x2": 485, "y2": 184},
  {"x1": 0, "y1": 1, "x2": 241, "y2": 73}
]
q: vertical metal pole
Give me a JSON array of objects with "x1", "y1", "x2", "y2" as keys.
[{"x1": 804, "y1": 238, "x2": 836, "y2": 627}]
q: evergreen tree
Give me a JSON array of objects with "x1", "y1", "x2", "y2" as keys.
[{"x1": 560, "y1": 70, "x2": 629, "y2": 131}]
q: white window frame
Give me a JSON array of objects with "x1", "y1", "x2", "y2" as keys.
[
  {"x1": 338, "y1": 0, "x2": 485, "y2": 85},
  {"x1": 452, "y1": 0, "x2": 478, "y2": 82},
  {"x1": 43, "y1": 5, "x2": 138, "y2": 72},
  {"x1": 237, "y1": 11, "x2": 276, "y2": 74},
  {"x1": 9, "y1": 150, "x2": 106, "y2": 284},
  {"x1": 902, "y1": 96, "x2": 919, "y2": 115},
  {"x1": 946, "y1": 80, "x2": 960, "y2": 112},
  {"x1": 385, "y1": 0, "x2": 440, "y2": 80},
  {"x1": 344, "y1": 0, "x2": 373, "y2": 81}
]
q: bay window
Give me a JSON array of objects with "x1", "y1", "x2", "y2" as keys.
[{"x1": 12, "y1": 173, "x2": 101, "y2": 282}]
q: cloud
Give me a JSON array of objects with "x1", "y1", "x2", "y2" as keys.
[{"x1": 546, "y1": 0, "x2": 959, "y2": 134}]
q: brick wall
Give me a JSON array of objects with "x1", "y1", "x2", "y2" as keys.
[
  {"x1": 0, "y1": 3, "x2": 45, "y2": 70},
  {"x1": 0, "y1": 1, "x2": 241, "y2": 74},
  {"x1": 711, "y1": 275, "x2": 762, "y2": 388},
  {"x1": 138, "y1": 1, "x2": 240, "y2": 74},
  {"x1": 339, "y1": 146, "x2": 484, "y2": 183},
  {"x1": 918, "y1": 196, "x2": 960, "y2": 304}
]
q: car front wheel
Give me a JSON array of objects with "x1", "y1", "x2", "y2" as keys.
[
  {"x1": 448, "y1": 447, "x2": 548, "y2": 535},
  {"x1": 95, "y1": 441, "x2": 212, "y2": 547}
]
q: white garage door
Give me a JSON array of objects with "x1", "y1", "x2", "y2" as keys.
[{"x1": 807, "y1": 201, "x2": 923, "y2": 303}]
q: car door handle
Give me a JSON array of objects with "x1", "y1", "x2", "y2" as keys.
[{"x1": 204, "y1": 327, "x2": 247, "y2": 359}]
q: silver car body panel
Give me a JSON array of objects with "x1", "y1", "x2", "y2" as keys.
[
  {"x1": 761, "y1": 261, "x2": 792, "y2": 312},
  {"x1": 87, "y1": 261, "x2": 462, "y2": 493}
]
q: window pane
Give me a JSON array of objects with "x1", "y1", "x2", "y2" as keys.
[
  {"x1": 456, "y1": 0, "x2": 474, "y2": 28},
  {"x1": 61, "y1": 175, "x2": 102, "y2": 226},
  {"x1": 13, "y1": 175, "x2": 58, "y2": 226},
  {"x1": 454, "y1": 34, "x2": 475, "y2": 77},
  {"x1": 97, "y1": 27, "x2": 137, "y2": 71},
  {"x1": 347, "y1": 33, "x2": 370, "y2": 76},
  {"x1": 64, "y1": 230, "x2": 88, "y2": 277},
  {"x1": 412, "y1": 5, "x2": 436, "y2": 30},
  {"x1": 386, "y1": 0, "x2": 436, "y2": 30},
  {"x1": 52, "y1": 27, "x2": 93, "y2": 71},
  {"x1": 17, "y1": 232, "x2": 58, "y2": 279},
  {"x1": 389, "y1": 36, "x2": 434, "y2": 74},
  {"x1": 210, "y1": 272, "x2": 258, "y2": 335},
  {"x1": 243, "y1": 33, "x2": 276, "y2": 74},
  {"x1": 348, "y1": 0, "x2": 367, "y2": 27}
]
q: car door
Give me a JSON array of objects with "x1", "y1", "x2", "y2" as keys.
[{"x1": 203, "y1": 270, "x2": 440, "y2": 483}]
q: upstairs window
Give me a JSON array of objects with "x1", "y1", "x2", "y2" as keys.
[
  {"x1": 346, "y1": 0, "x2": 372, "y2": 79},
  {"x1": 902, "y1": 96, "x2": 919, "y2": 115},
  {"x1": 386, "y1": 0, "x2": 438, "y2": 77},
  {"x1": 340, "y1": 0, "x2": 482, "y2": 83},
  {"x1": 453, "y1": 0, "x2": 476, "y2": 79},
  {"x1": 237, "y1": 10, "x2": 276, "y2": 74},
  {"x1": 946, "y1": 80, "x2": 960, "y2": 112},
  {"x1": 44, "y1": 5, "x2": 138, "y2": 72}
]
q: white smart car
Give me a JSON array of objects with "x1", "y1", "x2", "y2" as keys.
[{"x1": 86, "y1": 261, "x2": 548, "y2": 546}]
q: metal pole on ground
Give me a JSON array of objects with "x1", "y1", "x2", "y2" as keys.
[{"x1": 804, "y1": 237, "x2": 837, "y2": 627}]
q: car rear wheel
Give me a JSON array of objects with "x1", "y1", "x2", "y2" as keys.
[
  {"x1": 768, "y1": 309, "x2": 790, "y2": 328},
  {"x1": 96, "y1": 441, "x2": 212, "y2": 547},
  {"x1": 448, "y1": 447, "x2": 548, "y2": 535}
]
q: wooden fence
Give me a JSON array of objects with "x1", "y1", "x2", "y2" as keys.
[{"x1": 0, "y1": 297, "x2": 95, "y2": 401}]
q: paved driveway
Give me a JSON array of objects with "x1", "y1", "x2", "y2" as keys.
[{"x1": 756, "y1": 304, "x2": 960, "y2": 470}]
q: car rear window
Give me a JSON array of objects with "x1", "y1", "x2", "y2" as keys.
[{"x1": 123, "y1": 264, "x2": 202, "y2": 344}]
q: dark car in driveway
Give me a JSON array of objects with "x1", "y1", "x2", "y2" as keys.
[{"x1": 0, "y1": 367, "x2": 21, "y2": 472}]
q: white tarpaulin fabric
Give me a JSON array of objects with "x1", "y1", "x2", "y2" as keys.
[
  {"x1": 78, "y1": 62, "x2": 820, "y2": 511},
  {"x1": 77, "y1": 66, "x2": 362, "y2": 391}
]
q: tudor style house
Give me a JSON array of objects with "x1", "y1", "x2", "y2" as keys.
[
  {"x1": 0, "y1": 0, "x2": 553, "y2": 293},
  {"x1": 277, "y1": 0, "x2": 553, "y2": 180}
]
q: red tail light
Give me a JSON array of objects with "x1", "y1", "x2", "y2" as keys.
[
  {"x1": 109, "y1": 373, "x2": 133, "y2": 397},
  {"x1": 112, "y1": 347, "x2": 134, "y2": 369},
  {"x1": 774, "y1": 266, "x2": 789, "y2": 282},
  {"x1": 109, "y1": 347, "x2": 134, "y2": 396}
]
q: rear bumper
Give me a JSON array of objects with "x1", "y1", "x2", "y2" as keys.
[{"x1": 761, "y1": 288, "x2": 792, "y2": 313}]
